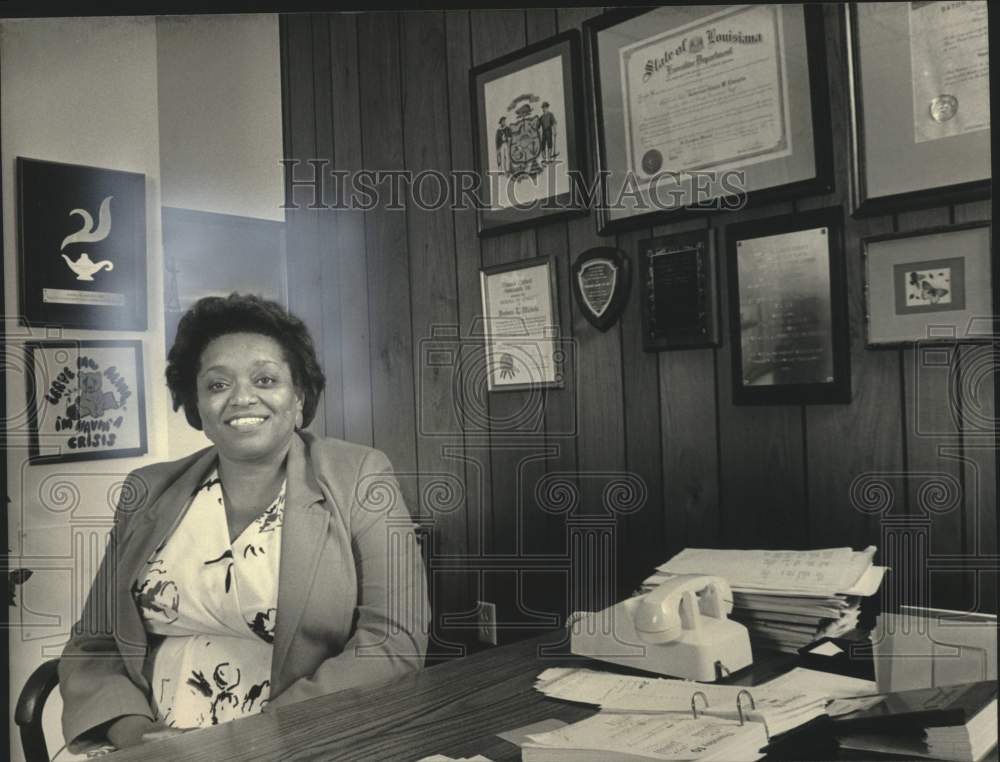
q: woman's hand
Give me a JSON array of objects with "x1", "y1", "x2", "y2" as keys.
[
  {"x1": 107, "y1": 715, "x2": 156, "y2": 749},
  {"x1": 141, "y1": 725, "x2": 189, "y2": 743},
  {"x1": 107, "y1": 715, "x2": 188, "y2": 748}
]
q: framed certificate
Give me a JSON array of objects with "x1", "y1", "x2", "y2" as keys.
[
  {"x1": 17, "y1": 157, "x2": 147, "y2": 330},
  {"x1": 479, "y1": 256, "x2": 563, "y2": 391},
  {"x1": 584, "y1": 4, "x2": 832, "y2": 235},
  {"x1": 863, "y1": 222, "x2": 993, "y2": 347},
  {"x1": 849, "y1": 2, "x2": 991, "y2": 217},
  {"x1": 470, "y1": 30, "x2": 588, "y2": 236},
  {"x1": 25, "y1": 339, "x2": 148, "y2": 464},
  {"x1": 726, "y1": 207, "x2": 850, "y2": 405}
]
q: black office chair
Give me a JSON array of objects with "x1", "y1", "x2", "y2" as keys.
[{"x1": 15, "y1": 658, "x2": 61, "y2": 762}]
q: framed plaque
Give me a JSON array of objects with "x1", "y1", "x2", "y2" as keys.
[
  {"x1": 584, "y1": 4, "x2": 832, "y2": 235},
  {"x1": 726, "y1": 207, "x2": 850, "y2": 405},
  {"x1": 17, "y1": 157, "x2": 147, "y2": 330},
  {"x1": 479, "y1": 256, "x2": 562, "y2": 391},
  {"x1": 640, "y1": 229, "x2": 719, "y2": 351},
  {"x1": 863, "y1": 222, "x2": 993, "y2": 347},
  {"x1": 849, "y1": 3, "x2": 990, "y2": 217},
  {"x1": 470, "y1": 30, "x2": 588, "y2": 236},
  {"x1": 25, "y1": 340, "x2": 148, "y2": 464},
  {"x1": 571, "y1": 247, "x2": 631, "y2": 332}
]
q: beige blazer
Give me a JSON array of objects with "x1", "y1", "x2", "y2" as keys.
[{"x1": 60, "y1": 432, "x2": 429, "y2": 746}]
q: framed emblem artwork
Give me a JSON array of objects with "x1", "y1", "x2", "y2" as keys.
[
  {"x1": 17, "y1": 157, "x2": 147, "y2": 330},
  {"x1": 470, "y1": 30, "x2": 589, "y2": 236}
]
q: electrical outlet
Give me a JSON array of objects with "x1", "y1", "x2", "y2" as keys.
[{"x1": 477, "y1": 600, "x2": 497, "y2": 646}]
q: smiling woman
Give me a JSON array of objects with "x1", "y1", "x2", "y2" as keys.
[{"x1": 56, "y1": 294, "x2": 429, "y2": 758}]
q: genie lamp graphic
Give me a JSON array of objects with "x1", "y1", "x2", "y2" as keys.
[{"x1": 60, "y1": 195, "x2": 115, "y2": 281}]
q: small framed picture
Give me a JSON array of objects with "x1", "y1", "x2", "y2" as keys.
[
  {"x1": 639, "y1": 229, "x2": 720, "y2": 351},
  {"x1": 584, "y1": 4, "x2": 832, "y2": 234},
  {"x1": 470, "y1": 30, "x2": 588, "y2": 236},
  {"x1": 479, "y1": 256, "x2": 563, "y2": 391},
  {"x1": 25, "y1": 340, "x2": 148, "y2": 464},
  {"x1": 17, "y1": 157, "x2": 147, "y2": 330},
  {"x1": 848, "y1": 3, "x2": 990, "y2": 217},
  {"x1": 726, "y1": 207, "x2": 850, "y2": 405},
  {"x1": 863, "y1": 222, "x2": 993, "y2": 347}
]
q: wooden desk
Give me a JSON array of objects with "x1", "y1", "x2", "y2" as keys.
[{"x1": 109, "y1": 629, "x2": 819, "y2": 762}]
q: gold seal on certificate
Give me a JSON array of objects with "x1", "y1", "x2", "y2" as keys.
[{"x1": 929, "y1": 94, "x2": 958, "y2": 123}]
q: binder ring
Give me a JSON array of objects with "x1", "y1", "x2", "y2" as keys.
[
  {"x1": 735, "y1": 689, "x2": 756, "y2": 725},
  {"x1": 690, "y1": 691, "x2": 709, "y2": 719},
  {"x1": 736, "y1": 690, "x2": 770, "y2": 740}
]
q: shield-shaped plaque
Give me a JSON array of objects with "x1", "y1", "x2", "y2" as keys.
[{"x1": 571, "y1": 246, "x2": 631, "y2": 332}]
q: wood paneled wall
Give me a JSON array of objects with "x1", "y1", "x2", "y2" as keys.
[{"x1": 280, "y1": 8, "x2": 996, "y2": 652}]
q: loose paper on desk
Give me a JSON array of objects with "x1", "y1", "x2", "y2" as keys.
[
  {"x1": 496, "y1": 718, "x2": 568, "y2": 747},
  {"x1": 521, "y1": 712, "x2": 767, "y2": 762},
  {"x1": 657, "y1": 547, "x2": 876, "y2": 594},
  {"x1": 535, "y1": 668, "x2": 827, "y2": 736},
  {"x1": 763, "y1": 667, "x2": 877, "y2": 699}
]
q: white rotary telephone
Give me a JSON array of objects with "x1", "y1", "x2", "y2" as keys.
[{"x1": 570, "y1": 574, "x2": 753, "y2": 681}]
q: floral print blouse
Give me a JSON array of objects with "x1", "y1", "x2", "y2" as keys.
[
  {"x1": 54, "y1": 469, "x2": 287, "y2": 760},
  {"x1": 131, "y1": 469, "x2": 285, "y2": 728}
]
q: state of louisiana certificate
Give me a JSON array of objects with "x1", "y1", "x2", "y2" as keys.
[
  {"x1": 618, "y1": 4, "x2": 792, "y2": 185},
  {"x1": 909, "y1": 1, "x2": 990, "y2": 144}
]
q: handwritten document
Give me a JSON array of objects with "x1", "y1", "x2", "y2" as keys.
[{"x1": 657, "y1": 547, "x2": 876, "y2": 594}]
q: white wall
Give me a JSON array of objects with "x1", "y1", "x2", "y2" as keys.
[
  {"x1": 1, "y1": 17, "x2": 165, "y2": 762},
  {"x1": 2, "y1": 14, "x2": 283, "y2": 761},
  {"x1": 155, "y1": 13, "x2": 284, "y2": 459},
  {"x1": 156, "y1": 14, "x2": 284, "y2": 222}
]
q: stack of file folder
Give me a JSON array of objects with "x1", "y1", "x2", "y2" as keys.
[
  {"x1": 641, "y1": 547, "x2": 887, "y2": 653},
  {"x1": 831, "y1": 680, "x2": 998, "y2": 762}
]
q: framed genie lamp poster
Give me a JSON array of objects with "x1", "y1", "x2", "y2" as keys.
[{"x1": 17, "y1": 157, "x2": 147, "y2": 330}]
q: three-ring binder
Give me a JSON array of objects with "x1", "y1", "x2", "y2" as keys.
[{"x1": 687, "y1": 688, "x2": 772, "y2": 741}]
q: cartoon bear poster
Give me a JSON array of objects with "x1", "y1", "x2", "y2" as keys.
[{"x1": 26, "y1": 340, "x2": 148, "y2": 463}]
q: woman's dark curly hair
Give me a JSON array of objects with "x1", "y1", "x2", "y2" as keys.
[{"x1": 166, "y1": 293, "x2": 325, "y2": 431}]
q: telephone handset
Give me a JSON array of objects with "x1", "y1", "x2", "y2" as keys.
[
  {"x1": 624, "y1": 574, "x2": 735, "y2": 644},
  {"x1": 572, "y1": 573, "x2": 751, "y2": 680}
]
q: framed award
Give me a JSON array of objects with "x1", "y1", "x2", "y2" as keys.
[
  {"x1": 584, "y1": 4, "x2": 832, "y2": 235},
  {"x1": 470, "y1": 30, "x2": 589, "y2": 236},
  {"x1": 25, "y1": 339, "x2": 148, "y2": 464},
  {"x1": 863, "y1": 222, "x2": 993, "y2": 347},
  {"x1": 479, "y1": 256, "x2": 563, "y2": 391},
  {"x1": 726, "y1": 207, "x2": 850, "y2": 405},
  {"x1": 639, "y1": 229, "x2": 720, "y2": 351},
  {"x1": 17, "y1": 157, "x2": 147, "y2": 330},
  {"x1": 848, "y1": 2, "x2": 991, "y2": 217}
]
